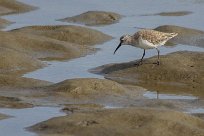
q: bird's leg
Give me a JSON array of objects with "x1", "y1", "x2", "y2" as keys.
[
  {"x1": 135, "y1": 49, "x2": 145, "y2": 66},
  {"x1": 156, "y1": 48, "x2": 160, "y2": 65},
  {"x1": 156, "y1": 91, "x2": 159, "y2": 99},
  {"x1": 141, "y1": 49, "x2": 146, "y2": 63}
]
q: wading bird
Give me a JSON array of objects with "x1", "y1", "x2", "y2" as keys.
[{"x1": 114, "y1": 29, "x2": 177, "y2": 65}]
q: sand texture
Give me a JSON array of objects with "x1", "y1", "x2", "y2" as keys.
[
  {"x1": 92, "y1": 51, "x2": 204, "y2": 97},
  {"x1": 29, "y1": 108, "x2": 204, "y2": 136},
  {"x1": 59, "y1": 11, "x2": 121, "y2": 26}
]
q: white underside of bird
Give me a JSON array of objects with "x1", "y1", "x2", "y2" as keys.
[{"x1": 138, "y1": 37, "x2": 166, "y2": 49}]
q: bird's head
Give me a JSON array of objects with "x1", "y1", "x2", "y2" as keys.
[{"x1": 114, "y1": 34, "x2": 132, "y2": 54}]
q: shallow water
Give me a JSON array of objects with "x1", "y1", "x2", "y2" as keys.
[
  {"x1": 3, "y1": 0, "x2": 204, "y2": 31},
  {"x1": 104, "y1": 105, "x2": 124, "y2": 109},
  {"x1": 24, "y1": 43, "x2": 204, "y2": 82},
  {"x1": 187, "y1": 108, "x2": 204, "y2": 114},
  {"x1": 144, "y1": 91, "x2": 198, "y2": 100},
  {"x1": 0, "y1": 107, "x2": 65, "y2": 136},
  {"x1": 1, "y1": 0, "x2": 204, "y2": 135}
]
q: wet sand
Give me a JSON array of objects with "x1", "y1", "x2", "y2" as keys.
[
  {"x1": 0, "y1": 0, "x2": 36, "y2": 29},
  {"x1": 29, "y1": 108, "x2": 204, "y2": 136},
  {"x1": 0, "y1": 113, "x2": 8, "y2": 120},
  {"x1": 91, "y1": 25, "x2": 204, "y2": 97},
  {"x1": 92, "y1": 51, "x2": 204, "y2": 97},
  {"x1": 141, "y1": 11, "x2": 193, "y2": 16},
  {"x1": 3, "y1": 25, "x2": 111, "y2": 62},
  {"x1": 0, "y1": 18, "x2": 112, "y2": 108},
  {"x1": 0, "y1": 18, "x2": 11, "y2": 29},
  {"x1": 0, "y1": 95, "x2": 33, "y2": 109},
  {"x1": 43, "y1": 78, "x2": 144, "y2": 106},
  {"x1": 59, "y1": 11, "x2": 121, "y2": 26},
  {"x1": 0, "y1": 0, "x2": 36, "y2": 16},
  {"x1": 0, "y1": 25, "x2": 111, "y2": 78},
  {"x1": 0, "y1": 24, "x2": 112, "y2": 108}
]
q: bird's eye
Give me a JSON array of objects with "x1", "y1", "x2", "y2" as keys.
[
  {"x1": 120, "y1": 37, "x2": 125, "y2": 41},
  {"x1": 120, "y1": 36, "x2": 124, "y2": 41}
]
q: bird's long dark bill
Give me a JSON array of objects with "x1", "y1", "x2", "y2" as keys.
[{"x1": 114, "y1": 42, "x2": 122, "y2": 54}]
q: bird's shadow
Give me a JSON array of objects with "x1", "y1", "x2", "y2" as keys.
[{"x1": 91, "y1": 59, "x2": 157, "y2": 75}]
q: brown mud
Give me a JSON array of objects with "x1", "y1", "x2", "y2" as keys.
[{"x1": 59, "y1": 11, "x2": 121, "y2": 26}]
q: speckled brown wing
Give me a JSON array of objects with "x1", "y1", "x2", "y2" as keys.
[{"x1": 134, "y1": 29, "x2": 177, "y2": 45}]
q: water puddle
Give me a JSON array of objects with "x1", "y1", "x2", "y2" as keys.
[
  {"x1": 186, "y1": 108, "x2": 204, "y2": 114},
  {"x1": 144, "y1": 91, "x2": 198, "y2": 100},
  {"x1": 104, "y1": 105, "x2": 124, "y2": 109},
  {"x1": 0, "y1": 107, "x2": 65, "y2": 136}
]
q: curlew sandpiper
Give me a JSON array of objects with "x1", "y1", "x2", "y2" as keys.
[{"x1": 114, "y1": 29, "x2": 178, "y2": 65}]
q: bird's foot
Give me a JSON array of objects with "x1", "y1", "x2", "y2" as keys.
[
  {"x1": 157, "y1": 61, "x2": 160, "y2": 65},
  {"x1": 134, "y1": 60, "x2": 143, "y2": 66},
  {"x1": 153, "y1": 61, "x2": 160, "y2": 65}
]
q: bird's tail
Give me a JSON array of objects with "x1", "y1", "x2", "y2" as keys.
[
  {"x1": 165, "y1": 32, "x2": 178, "y2": 41},
  {"x1": 169, "y1": 32, "x2": 178, "y2": 38}
]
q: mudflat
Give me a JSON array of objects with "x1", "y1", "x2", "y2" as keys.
[
  {"x1": 29, "y1": 108, "x2": 204, "y2": 136},
  {"x1": 59, "y1": 11, "x2": 121, "y2": 26},
  {"x1": 0, "y1": 25, "x2": 112, "y2": 108},
  {"x1": 0, "y1": 0, "x2": 36, "y2": 16},
  {"x1": 141, "y1": 11, "x2": 193, "y2": 16},
  {"x1": 92, "y1": 51, "x2": 204, "y2": 97},
  {"x1": 0, "y1": 25, "x2": 112, "y2": 75},
  {"x1": 0, "y1": 18, "x2": 11, "y2": 29},
  {"x1": 91, "y1": 25, "x2": 204, "y2": 97},
  {"x1": 0, "y1": 1, "x2": 204, "y2": 136},
  {"x1": 0, "y1": 113, "x2": 8, "y2": 120}
]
